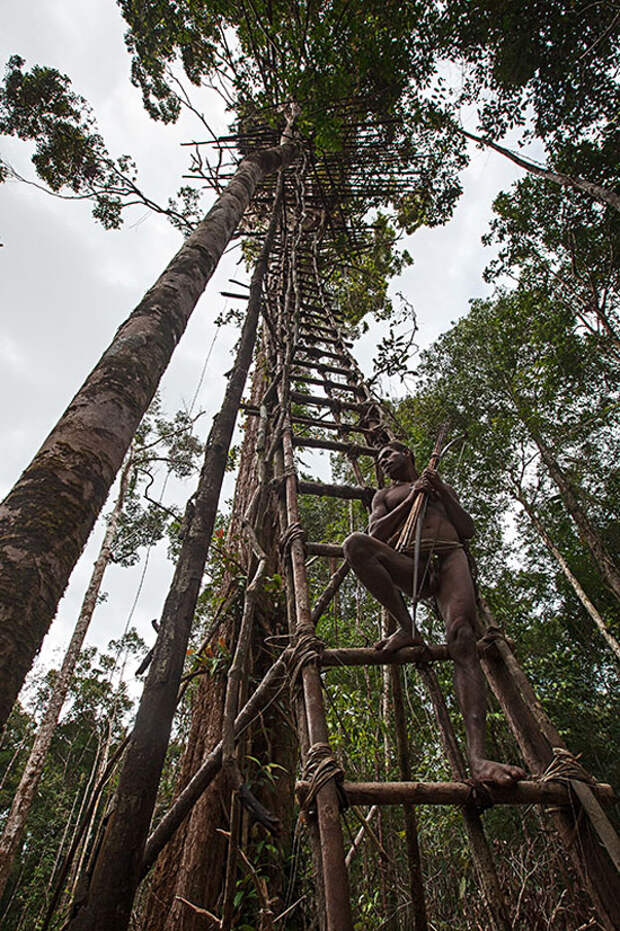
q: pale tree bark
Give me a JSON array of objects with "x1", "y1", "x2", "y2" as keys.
[
  {"x1": 530, "y1": 430, "x2": 620, "y2": 602},
  {"x1": 514, "y1": 488, "x2": 620, "y2": 666},
  {"x1": 0, "y1": 129, "x2": 297, "y2": 732},
  {"x1": 65, "y1": 176, "x2": 285, "y2": 931},
  {"x1": 459, "y1": 128, "x2": 620, "y2": 212},
  {"x1": 0, "y1": 455, "x2": 132, "y2": 901}
]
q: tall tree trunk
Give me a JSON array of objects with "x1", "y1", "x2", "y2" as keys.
[
  {"x1": 0, "y1": 131, "x2": 297, "y2": 732},
  {"x1": 530, "y1": 431, "x2": 620, "y2": 602},
  {"x1": 459, "y1": 128, "x2": 620, "y2": 212},
  {"x1": 515, "y1": 488, "x2": 620, "y2": 665},
  {"x1": 0, "y1": 455, "x2": 131, "y2": 900},
  {"x1": 65, "y1": 179, "x2": 284, "y2": 931},
  {"x1": 140, "y1": 348, "x2": 281, "y2": 931}
]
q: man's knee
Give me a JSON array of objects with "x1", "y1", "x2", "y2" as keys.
[
  {"x1": 447, "y1": 616, "x2": 476, "y2": 661},
  {"x1": 342, "y1": 531, "x2": 370, "y2": 565}
]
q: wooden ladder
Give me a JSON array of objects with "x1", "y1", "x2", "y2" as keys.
[{"x1": 243, "y1": 269, "x2": 620, "y2": 931}]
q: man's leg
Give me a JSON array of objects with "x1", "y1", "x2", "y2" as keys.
[
  {"x1": 436, "y1": 549, "x2": 526, "y2": 786},
  {"x1": 343, "y1": 532, "x2": 424, "y2": 653}
]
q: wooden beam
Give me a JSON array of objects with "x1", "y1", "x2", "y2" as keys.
[
  {"x1": 293, "y1": 435, "x2": 379, "y2": 456},
  {"x1": 307, "y1": 542, "x2": 344, "y2": 558},
  {"x1": 296, "y1": 344, "x2": 348, "y2": 362},
  {"x1": 301, "y1": 333, "x2": 354, "y2": 349},
  {"x1": 293, "y1": 375, "x2": 363, "y2": 396},
  {"x1": 298, "y1": 480, "x2": 374, "y2": 503},
  {"x1": 291, "y1": 414, "x2": 373, "y2": 435},
  {"x1": 296, "y1": 780, "x2": 615, "y2": 808},
  {"x1": 291, "y1": 391, "x2": 370, "y2": 413},
  {"x1": 320, "y1": 640, "x2": 501, "y2": 667},
  {"x1": 293, "y1": 359, "x2": 354, "y2": 378}
]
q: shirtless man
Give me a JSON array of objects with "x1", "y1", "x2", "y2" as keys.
[{"x1": 343, "y1": 441, "x2": 525, "y2": 787}]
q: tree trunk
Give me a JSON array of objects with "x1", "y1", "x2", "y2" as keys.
[
  {"x1": 459, "y1": 128, "x2": 620, "y2": 212},
  {"x1": 531, "y1": 431, "x2": 620, "y2": 602},
  {"x1": 0, "y1": 131, "x2": 297, "y2": 732},
  {"x1": 0, "y1": 455, "x2": 131, "y2": 900},
  {"x1": 140, "y1": 349, "x2": 286, "y2": 931},
  {"x1": 65, "y1": 179, "x2": 284, "y2": 931},
  {"x1": 515, "y1": 489, "x2": 620, "y2": 665}
]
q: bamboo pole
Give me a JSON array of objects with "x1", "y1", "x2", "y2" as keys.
[{"x1": 281, "y1": 421, "x2": 354, "y2": 931}]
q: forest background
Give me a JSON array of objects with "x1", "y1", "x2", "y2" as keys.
[{"x1": 0, "y1": 0, "x2": 618, "y2": 928}]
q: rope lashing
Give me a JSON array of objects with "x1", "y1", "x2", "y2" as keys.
[
  {"x1": 269, "y1": 468, "x2": 296, "y2": 497},
  {"x1": 540, "y1": 748, "x2": 595, "y2": 786},
  {"x1": 477, "y1": 624, "x2": 505, "y2": 652},
  {"x1": 286, "y1": 629, "x2": 324, "y2": 695},
  {"x1": 464, "y1": 778, "x2": 494, "y2": 813},
  {"x1": 300, "y1": 742, "x2": 348, "y2": 814},
  {"x1": 280, "y1": 521, "x2": 307, "y2": 556},
  {"x1": 538, "y1": 751, "x2": 620, "y2": 871}
]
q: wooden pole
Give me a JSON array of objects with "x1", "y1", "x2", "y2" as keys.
[
  {"x1": 418, "y1": 666, "x2": 511, "y2": 931},
  {"x1": 383, "y1": 611, "x2": 428, "y2": 930},
  {"x1": 296, "y1": 780, "x2": 615, "y2": 807},
  {"x1": 281, "y1": 421, "x2": 354, "y2": 931},
  {"x1": 476, "y1": 598, "x2": 620, "y2": 930}
]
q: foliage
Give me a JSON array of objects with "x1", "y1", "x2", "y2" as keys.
[
  {"x1": 111, "y1": 395, "x2": 204, "y2": 566},
  {"x1": 0, "y1": 55, "x2": 140, "y2": 228},
  {"x1": 440, "y1": 0, "x2": 620, "y2": 146},
  {"x1": 483, "y1": 173, "x2": 619, "y2": 349},
  {"x1": 0, "y1": 632, "x2": 146, "y2": 930},
  {"x1": 329, "y1": 215, "x2": 413, "y2": 325}
]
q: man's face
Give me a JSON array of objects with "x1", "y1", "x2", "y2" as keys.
[{"x1": 378, "y1": 445, "x2": 412, "y2": 479}]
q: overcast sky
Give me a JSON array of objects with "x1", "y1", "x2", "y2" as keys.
[{"x1": 1, "y1": 1, "x2": 528, "y2": 696}]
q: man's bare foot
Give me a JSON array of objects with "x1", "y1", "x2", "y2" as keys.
[
  {"x1": 374, "y1": 628, "x2": 424, "y2": 655},
  {"x1": 471, "y1": 758, "x2": 527, "y2": 787}
]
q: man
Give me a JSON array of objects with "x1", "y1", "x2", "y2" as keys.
[{"x1": 343, "y1": 441, "x2": 525, "y2": 787}]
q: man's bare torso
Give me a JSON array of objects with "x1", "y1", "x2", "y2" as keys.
[{"x1": 374, "y1": 482, "x2": 461, "y2": 547}]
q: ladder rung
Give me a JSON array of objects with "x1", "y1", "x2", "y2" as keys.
[
  {"x1": 291, "y1": 392, "x2": 370, "y2": 413},
  {"x1": 306, "y1": 542, "x2": 344, "y2": 557},
  {"x1": 299, "y1": 323, "x2": 337, "y2": 338},
  {"x1": 301, "y1": 333, "x2": 353, "y2": 349},
  {"x1": 220, "y1": 291, "x2": 249, "y2": 300},
  {"x1": 296, "y1": 345, "x2": 348, "y2": 362},
  {"x1": 301, "y1": 312, "x2": 342, "y2": 325},
  {"x1": 293, "y1": 375, "x2": 364, "y2": 396},
  {"x1": 320, "y1": 639, "x2": 494, "y2": 666},
  {"x1": 298, "y1": 480, "x2": 374, "y2": 503},
  {"x1": 295, "y1": 779, "x2": 615, "y2": 808},
  {"x1": 293, "y1": 359, "x2": 354, "y2": 378},
  {"x1": 293, "y1": 435, "x2": 379, "y2": 456},
  {"x1": 291, "y1": 414, "x2": 374, "y2": 435}
]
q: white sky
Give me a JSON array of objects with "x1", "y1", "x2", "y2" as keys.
[{"x1": 1, "y1": 1, "x2": 528, "y2": 696}]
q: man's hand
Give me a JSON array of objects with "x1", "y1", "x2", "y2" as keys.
[{"x1": 412, "y1": 468, "x2": 442, "y2": 498}]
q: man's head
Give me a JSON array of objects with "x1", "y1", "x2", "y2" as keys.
[{"x1": 378, "y1": 441, "x2": 416, "y2": 480}]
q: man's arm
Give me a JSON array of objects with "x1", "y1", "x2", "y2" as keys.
[
  {"x1": 425, "y1": 471, "x2": 475, "y2": 540},
  {"x1": 368, "y1": 486, "x2": 419, "y2": 541}
]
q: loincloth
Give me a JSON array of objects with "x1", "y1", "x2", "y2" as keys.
[
  {"x1": 394, "y1": 539, "x2": 463, "y2": 596},
  {"x1": 395, "y1": 538, "x2": 464, "y2": 557}
]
